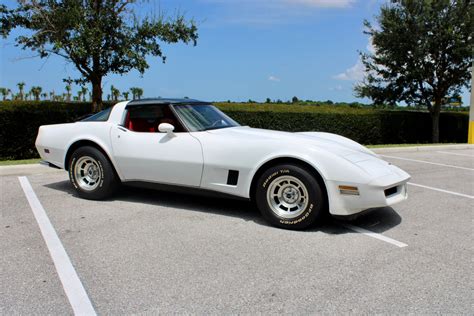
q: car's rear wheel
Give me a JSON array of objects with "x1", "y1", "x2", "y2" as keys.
[
  {"x1": 255, "y1": 164, "x2": 326, "y2": 229},
  {"x1": 69, "y1": 146, "x2": 119, "y2": 200}
]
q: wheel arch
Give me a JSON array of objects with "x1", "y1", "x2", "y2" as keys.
[
  {"x1": 64, "y1": 139, "x2": 119, "y2": 178},
  {"x1": 249, "y1": 157, "x2": 329, "y2": 208}
]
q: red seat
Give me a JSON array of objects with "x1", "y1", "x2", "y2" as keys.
[
  {"x1": 124, "y1": 112, "x2": 155, "y2": 132},
  {"x1": 129, "y1": 118, "x2": 155, "y2": 132}
]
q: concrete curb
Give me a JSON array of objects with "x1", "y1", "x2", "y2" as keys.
[
  {"x1": 0, "y1": 163, "x2": 62, "y2": 176},
  {"x1": 0, "y1": 163, "x2": 43, "y2": 170},
  {"x1": 371, "y1": 144, "x2": 474, "y2": 154}
]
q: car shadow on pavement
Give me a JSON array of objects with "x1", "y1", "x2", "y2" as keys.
[{"x1": 44, "y1": 180, "x2": 403, "y2": 234}]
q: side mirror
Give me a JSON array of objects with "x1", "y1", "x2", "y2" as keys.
[{"x1": 158, "y1": 123, "x2": 175, "y2": 134}]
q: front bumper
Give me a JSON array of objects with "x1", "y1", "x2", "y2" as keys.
[{"x1": 326, "y1": 164, "x2": 410, "y2": 216}]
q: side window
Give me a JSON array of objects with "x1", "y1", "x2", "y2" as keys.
[
  {"x1": 81, "y1": 107, "x2": 113, "y2": 122},
  {"x1": 123, "y1": 105, "x2": 185, "y2": 133}
]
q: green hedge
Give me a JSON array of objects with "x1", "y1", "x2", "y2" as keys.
[
  {"x1": 0, "y1": 102, "x2": 94, "y2": 160},
  {"x1": 221, "y1": 110, "x2": 467, "y2": 145},
  {"x1": 0, "y1": 101, "x2": 468, "y2": 160}
]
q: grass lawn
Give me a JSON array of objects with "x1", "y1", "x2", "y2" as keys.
[{"x1": 0, "y1": 158, "x2": 41, "y2": 166}]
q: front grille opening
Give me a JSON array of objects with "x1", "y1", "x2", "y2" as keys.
[{"x1": 384, "y1": 186, "x2": 398, "y2": 197}]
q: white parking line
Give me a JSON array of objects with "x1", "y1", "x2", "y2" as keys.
[
  {"x1": 436, "y1": 151, "x2": 474, "y2": 158},
  {"x1": 340, "y1": 223, "x2": 408, "y2": 248},
  {"x1": 381, "y1": 155, "x2": 474, "y2": 171},
  {"x1": 408, "y1": 182, "x2": 474, "y2": 199},
  {"x1": 18, "y1": 176, "x2": 97, "y2": 316}
]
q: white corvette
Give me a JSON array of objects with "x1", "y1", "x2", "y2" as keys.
[{"x1": 35, "y1": 98, "x2": 410, "y2": 229}]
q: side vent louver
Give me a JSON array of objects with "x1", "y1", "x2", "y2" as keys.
[{"x1": 227, "y1": 170, "x2": 239, "y2": 185}]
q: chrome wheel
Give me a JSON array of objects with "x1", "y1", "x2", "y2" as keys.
[
  {"x1": 74, "y1": 156, "x2": 101, "y2": 191},
  {"x1": 266, "y1": 175, "x2": 309, "y2": 219}
]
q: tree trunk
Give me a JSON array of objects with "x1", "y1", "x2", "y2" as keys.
[
  {"x1": 431, "y1": 99, "x2": 442, "y2": 143},
  {"x1": 91, "y1": 76, "x2": 103, "y2": 112}
]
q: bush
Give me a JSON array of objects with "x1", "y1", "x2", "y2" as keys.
[
  {"x1": 223, "y1": 110, "x2": 467, "y2": 144},
  {"x1": 1, "y1": 101, "x2": 96, "y2": 159},
  {"x1": 0, "y1": 101, "x2": 468, "y2": 160}
]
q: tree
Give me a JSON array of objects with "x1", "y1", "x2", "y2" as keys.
[
  {"x1": 265, "y1": 98, "x2": 271, "y2": 103},
  {"x1": 1, "y1": 1, "x2": 198, "y2": 112},
  {"x1": 130, "y1": 87, "x2": 143, "y2": 100},
  {"x1": 355, "y1": 0, "x2": 472, "y2": 143},
  {"x1": 41, "y1": 92, "x2": 48, "y2": 100},
  {"x1": 0, "y1": 87, "x2": 8, "y2": 100},
  {"x1": 81, "y1": 86, "x2": 88, "y2": 102},
  {"x1": 30, "y1": 86, "x2": 42, "y2": 101},
  {"x1": 65, "y1": 83, "x2": 72, "y2": 102},
  {"x1": 292, "y1": 96, "x2": 299, "y2": 103},
  {"x1": 122, "y1": 91, "x2": 129, "y2": 100},
  {"x1": 17, "y1": 82, "x2": 25, "y2": 100},
  {"x1": 111, "y1": 85, "x2": 120, "y2": 101}
]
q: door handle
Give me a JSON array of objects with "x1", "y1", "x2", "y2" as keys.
[{"x1": 117, "y1": 126, "x2": 127, "y2": 132}]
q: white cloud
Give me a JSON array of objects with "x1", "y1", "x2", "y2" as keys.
[
  {"x1": 333, "y1": 60, "x2": 365, "y2": 81},
  {"x1": 333, "y1": 37, "x2": 374, "y2": 82},
  {"x1": 206, "y1": 0, "x2": 355, "y2": 8},
  {"x1": 366, "y1": 36, "x2": 376, "y2": 54},
  {"x1": 268, "y1": 75, "x2": 281, "y2": 82},
  {"x1": 283, "y1": 0, "x2": 356, "y2": 8},
  {"x1": 202, "y1": 0, "x2": 356, "y2": 25}
]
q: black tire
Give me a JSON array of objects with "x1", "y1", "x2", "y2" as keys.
[
  {"x1": 68, "y1": 146, "x2": 119, "y2": 200},
  {"x1": 255, "y1": 164, "x2": 327, "y2": 230}
]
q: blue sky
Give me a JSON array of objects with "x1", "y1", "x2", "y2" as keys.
[{"x1": 0, "y1": 0, "x2": 470, "y2": 104}]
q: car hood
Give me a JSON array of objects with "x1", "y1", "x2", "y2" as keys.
[{"x1": 206, "y1": 126, "x2": 377, "y2": 161}]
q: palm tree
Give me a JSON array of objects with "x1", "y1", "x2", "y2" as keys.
[
  {"x1": 130, "y1": 87, "x2": 137, "y2": 99},
  {"x1": 17, "y1": 82, "x2": 26, "y2": 101},
  {"x1": 41, "y1": 92, "x2": 48, "y2": 100},
  {"x1": 0, "y1": 88, "x2": 8, "y2": 101},
  {"x1": 122, "y1": 91, "x2": 129, "y2": 100},
  {"x1": 130, "y1": 87, "x2": 144, "y2": 100},
  {"x1": 30, "y1": 86, "x2": 42, "y2": 101},
  {"x1": 135, "y1": 88, "x2": 143, "y2": 100},
  {"x1": 81, "y1": 86, "x2": 88, "y2": 102},
  {"x1": 110, "y1": 85, "x2": 120, "y2": 101},
  {"x1": 77, "y1": 91, "x2": 83, "y2": 102},
  {"x1": 65, "y1": 84, "x2": 72, "y2": 102}
]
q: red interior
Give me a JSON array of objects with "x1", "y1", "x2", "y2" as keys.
[
  {"x1": 124, "y1": 112, "x2": 156, "y2": 132},
  {"x1": 123, "y1": 109, "x2": 182, "y2": 133}
]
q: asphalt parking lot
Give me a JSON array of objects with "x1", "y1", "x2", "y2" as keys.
[{"x1": 1, "y1": 147, "x2": 473, "y2": 314}]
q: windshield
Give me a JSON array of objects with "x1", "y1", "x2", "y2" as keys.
[{"x1": 173, "y1": 104, "x2": 240, "y2": 132}]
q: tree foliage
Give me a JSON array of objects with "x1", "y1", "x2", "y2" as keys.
[
  {"x1": 1, "y1": 0, "x2": 198, "y2": 111},
  {"x1": 355, "y1": 0, "x2": 473, "y2": 142}
]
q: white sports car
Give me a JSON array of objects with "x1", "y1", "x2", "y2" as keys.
[{"x1": 35, "y1": 98, "x2": 410, "y2": 229}]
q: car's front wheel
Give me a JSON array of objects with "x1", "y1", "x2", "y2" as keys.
[
  {"x1": 255, "y1": 164, "x2": 327, "y2": 229},
  {"x1": 68, "y1": 146, "x2": 119, "y2": 200}
]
